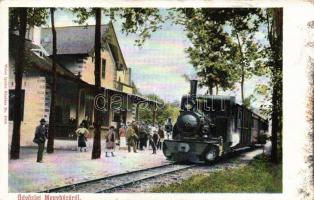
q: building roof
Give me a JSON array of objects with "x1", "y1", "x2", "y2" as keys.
[
  {"x1": 9, "y1": 34, "x2": 84, "y2": 84},
  {"x1": 40, "y1": 25, "x2": 109, "y2": 55},
  {"x1": 40, "y1": 23, "x2": 128, "y2": 70},
  {"x1": 9, "y1": 34, "x2": 160, "y2": 105}
]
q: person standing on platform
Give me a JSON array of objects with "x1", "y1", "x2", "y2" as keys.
[
  {"x1": 33, "y1": 118, "x2": 48, "y2": 163},
  {"x1": 75, "y1": 123, "x2": 89, "y2": 152},
  {"x1": 165, "y1": 118, "x2": 173, "y2": 139},
  {"x1": 150, "y1": 126, "x2": 159, "y2": 154},
  {"x1": 158, "y1": 125, "x2": 165, "y2": 150},
  {"x1": 132, "y1": 121, "x2": 140, "y2": 150},
  {"x1": 139, "y1": 122, "x2": 146, "y2": 150},
  {"x1": 119, "y1": 123, "x2": 127, "y2": 149},
  {"x1": 105, "y1": 126, "x2": 116, "y2": 157},
  {"x1": 126, "y1": 122, "x2": 138, "y2": 153},
  {"x1": 80, "y1": 119, "x2": 91, "y2": 151}
]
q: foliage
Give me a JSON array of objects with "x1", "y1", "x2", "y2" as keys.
[
  {"x1": 171, "y1": 8, "x2": 269, "y2": 103},
  {"x1": 171, "y1": 9, "x2": 239, "y2": 95},
  {"x1": 256, "y1": 133, "x2": 269, "y2": 145},
  {"x1": 138, "y1": 94, "x2": 180, "y2": 125},
  {"x1": 254, "y1": 83, "x2": 272, "y2": 117},
  {"x1": 242, "y1": 94, "x2": 254, "y2": 109},
  {"x1": 71, "y1": 8, "x2": 163, "y2": 47},
  {"x1": 9, "y1": 8, "x2": 49, "y2": 32},
  {"x1": 260, "y1": 9, "x2": 283, "y2": 163},
  {"x1": 151, "y1": 155, "x2": 282, "y2": 193},
  {"x1": 117, "y1": 8, "x2": 164, "y2": 47}
]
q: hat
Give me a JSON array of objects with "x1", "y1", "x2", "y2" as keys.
[{"x1": 40, "y1": 118, "x2": 46, "y2": 123}]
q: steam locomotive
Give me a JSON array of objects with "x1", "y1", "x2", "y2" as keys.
[{"x1": 163, "y1": 80, "x2": 268, "y2": 163}]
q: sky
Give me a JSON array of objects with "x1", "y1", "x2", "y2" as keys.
[{"x1": 47, "y1": 9, "x2": 269, "y2": 108}]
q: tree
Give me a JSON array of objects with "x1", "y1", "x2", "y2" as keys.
[
  {"x1": 231, "y1": 30, "x2": 265, "y2": 103},
  {"x1": 9, "y1": 8, "x2": 48, "y2": 159},
  {"x1": 265, "y1": 9, "x2": 282, "y2": 163},
  {"x1": 92, "y1": 8, "x2": 102, "y2": 159},
  {"x1": 192, "y1": 8, "x2": 282, "y2": 163},
  {"x1": 9, "y1": 8, "x2": 27, "y2": 160},
  {"x1": 138, "y1": 94, "x2": 180, "y2": 125},
  {"x1": 47, "y1": 8, "x2": 57, "y2": 153},
  {"x1": 173, "y1": 8, "x2": 267, "y2": 103},
  {"x1": 177, "y1": 9, "x2": 239, "y2": 95}
]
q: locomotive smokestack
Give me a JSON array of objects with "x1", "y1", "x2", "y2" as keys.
[{"x1": 190, "y1": 79, "x2": 198, "y2": 97}]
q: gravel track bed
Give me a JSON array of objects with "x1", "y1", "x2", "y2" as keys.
[
  {"x1": 110, "y1": 151, "x2": 259, "y2": 193},
  {"x1": 44, "y1": 148, "x2": 262, "y2": 193},
  {"x1": 48, "y1": 164, "x2": 195, "y2": 193}
]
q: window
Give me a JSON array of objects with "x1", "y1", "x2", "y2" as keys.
[
  {"x1": 85, "y1": 95, "x2": 94, "y2": 125},
  {"x1": 102, "y1": 59, "x2": 106, "y2": 79},
  {"x1": 9, "y1": 89, "x2": 25, "y2": 121}
]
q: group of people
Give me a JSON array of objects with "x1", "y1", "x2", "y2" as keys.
[
  {"x1": 32, "y1": 118, "x2": 172, "y2": 163},
  {"x1": 119, "y1": 121, "x2": 166, "y2": 154},
  {"x1": 75, "y1": 123, "x2": 116, "y2": 157}
]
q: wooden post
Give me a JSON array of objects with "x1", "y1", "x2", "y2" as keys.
[
  {"x1": 76, "y1": 72, "x2": 81, "y2": 128},
  {"x1": 135, "y1": 103, "x2": 139, "y2": 122},
  {"x1": 152, "y1": 103, "x2": 156, "y2": 126}
]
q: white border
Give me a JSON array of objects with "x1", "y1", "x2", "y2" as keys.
[{"x1": 1, "y1": 1, "x2": 313, "y2": 200}]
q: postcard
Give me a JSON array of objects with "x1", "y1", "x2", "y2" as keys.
[{"x1": 0, "y1": 1, "x2": 313, "y2": 200}]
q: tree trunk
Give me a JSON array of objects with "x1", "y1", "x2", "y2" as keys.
[
  {"x1": 10, "y1": 8, "x2": 27, "y2": 159},
  {"x1": 267, "y1": 8, "x2": 283, "y2": 163},
  {"x1": 215, "y1": 84, "x2": 219, "y2": 95},
  {"x1": 235, "y1": 32, "x2": 245, "y2": 103},
  {"x1": 241, "y1": 66, "x2": 245, "y2": 103},
  {"x1": 47, "y1": 8, "x2": 57, "y2": 153},
  {"x1": 271, "y1": 79, "x2": 279, "y2": 163},
  {"x1": 270, "y1": 8, "x2": 283, "y2": 164},
  {"x1": 208, "y1": 83, "x2": 213, "y2": 95},
  {"x1": 92, "y1": 8, "x2": 102, "y2": 159}
]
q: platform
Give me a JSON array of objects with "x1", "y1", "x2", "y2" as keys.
[{"x1": 8, "y1": 146, "x2": 170, "y2": 193}]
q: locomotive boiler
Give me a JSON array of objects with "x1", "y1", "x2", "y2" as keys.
[{"x1": 163, "y1": 80, "x2": 268, "y2": 163}]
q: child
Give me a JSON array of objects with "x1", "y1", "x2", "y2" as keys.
[{"x1": 105, "y1": 126, "x2": 116, "y2": 157}]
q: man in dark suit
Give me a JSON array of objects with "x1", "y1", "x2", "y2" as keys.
[{"x1": 33, "y1": 118, "x2": 48, "y2": 163}]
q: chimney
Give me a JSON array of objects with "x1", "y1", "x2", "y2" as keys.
[{"x1": 190, "y1": 79, "x2": 198, "y2": 97}]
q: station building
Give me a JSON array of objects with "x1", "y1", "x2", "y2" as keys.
[{"x1": 9, "y1": 22, "x2": 158, "y2": 149}]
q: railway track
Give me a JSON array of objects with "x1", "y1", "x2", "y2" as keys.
[
  {"x1": 41, "y1": 163, "x2": 197, "y2": 193},
  {"x1": 41, "y1": 146, "x2": 260, "y2": 193}
]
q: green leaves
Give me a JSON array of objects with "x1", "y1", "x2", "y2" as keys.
[
  {"x1": 172, "y1": 8, "x2": 270, "y2": 104},
  {"x1": 138, "y1": 94, "x2": 180, "y2": 124},
  {"x1": 71, "y1": 8, "x2": 163, "y2": 47},
  {"x1": 9, "y1": 8, "x2": 48, "y2": 32},
  {"x1": 118, "y1": 8, "x2": 163, "y2": 47}
]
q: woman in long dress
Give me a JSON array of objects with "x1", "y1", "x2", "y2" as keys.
[
  {"x1": 75, "y1": 124, "x2": 89, "y2": 152},
  {"x1": 105, "y1": 126, "x2": 116, "y2": 157}
]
